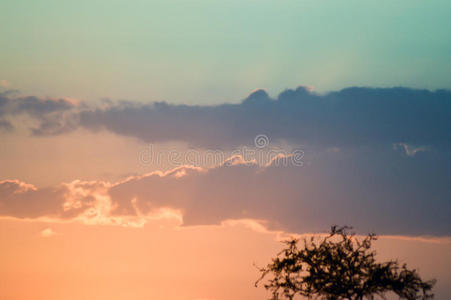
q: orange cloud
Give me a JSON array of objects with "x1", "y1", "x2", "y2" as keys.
[
  {"x1": 40, "y1": 228, "x2": 56, "y2": 237},
  {"x1": 0, "y1": 154, "x2": 449, "y2": 238}
]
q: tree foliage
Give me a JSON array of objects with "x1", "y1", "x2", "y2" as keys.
[{"x1": 256, "y1": 226, "x2": 435, "y2": 300}]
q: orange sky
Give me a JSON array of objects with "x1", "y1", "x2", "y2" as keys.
[{"x1": 1, "y1": 218, "x2": 450, "y2": 300}]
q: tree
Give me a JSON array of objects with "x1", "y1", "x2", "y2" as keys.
[{"x1": 256, "y1": 226, "x2": 435, "y2": 300}]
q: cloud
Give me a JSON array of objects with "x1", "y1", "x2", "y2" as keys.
[
  {"x1": 393, "y1": 143, "x2": 427, "y2": 157},
  {"x1": 0, "y1": 119, "x2": 13, "y2": 132},
  {"x1": 1, "y1": 148, "x2": 450, "y2": 236},
  {"x1": 1, "y1": 86, "x2": 451, "y2": 151},
  {"x1": 40, "y1": 228, "x2": 56, "y2": 238},
  {"x1": 0, "y1": 86, "x2": 450, "y2": 236},
  {"x1": 75, "y1": 86, "x2": 451, "y2": 150},
  {"x1": 0, "y1": 91, "x2": 77, "y2": 134},
  {"x1": 0, "y1": 180, "x2": 66, "y2": 218},
  {"x1": 108, "y1": 149, "x2": 451, "y2": 236},
  {"x1": 0, "y1": 179, "x2": 181, "y2": 228}
]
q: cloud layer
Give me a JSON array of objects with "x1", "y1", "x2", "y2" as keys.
[
  {"x1": 1, "y1": 148, "x2": 450, "y2": 236},
  {"x1": 1, "y1": 86, "x2": 450, "y2": 236},
  {"x1": 2, "y1": 87, "x2": 451, "y2": 149},
  {"x1": 78, "y1": 87, "x2": 451, "y2": 149}
]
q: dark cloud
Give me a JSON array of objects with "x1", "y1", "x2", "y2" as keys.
[
  {"x1": 2, "y1": 87, "x2": 451, "y2": 150},
  {"x1": 76, "y1": 87, "x2": 451, "y2": 149},
  {"x1": 107, "y1": 148, "x2": 451, "y2": 236},
  {"x1": 1, "y1": 147, "x2": 450, "y2": 235},
  {"x1": 0, "y1": 91, "x2": 76, "y2": 135},
  {"x1": 13, "y1": 96, "x2": 74, "y2": 116}
]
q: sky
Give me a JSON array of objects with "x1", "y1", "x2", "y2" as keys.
[
  {"x1": 1, "y1": 0, "x2": 451, "y2": 103},
  {"x1": 1, "y1": 0, "x2": 451, "y2": 299}
]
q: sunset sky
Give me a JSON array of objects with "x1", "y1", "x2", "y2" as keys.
[{"x1": 1, "y1": 1, "x2": 451, "y2": 299}]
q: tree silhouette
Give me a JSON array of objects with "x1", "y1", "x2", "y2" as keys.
[{"x1": 256, "y1": 226, "x2": 435, "y2": 300}]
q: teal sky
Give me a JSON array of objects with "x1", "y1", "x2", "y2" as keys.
[{"x1": 1, "y1": 0, "x2": 450, "y2": 104}]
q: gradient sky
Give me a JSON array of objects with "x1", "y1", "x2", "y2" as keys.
[
  {"x1": 1, "y1": 1, "x2": 451, "y2": 300},
  {"x1": 1, "y1": 0, "x2": 451, "y2": 103}
]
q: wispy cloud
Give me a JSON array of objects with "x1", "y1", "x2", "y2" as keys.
[{"x1": 40, "y1": 228, "x2": 56, "y2": 238}]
